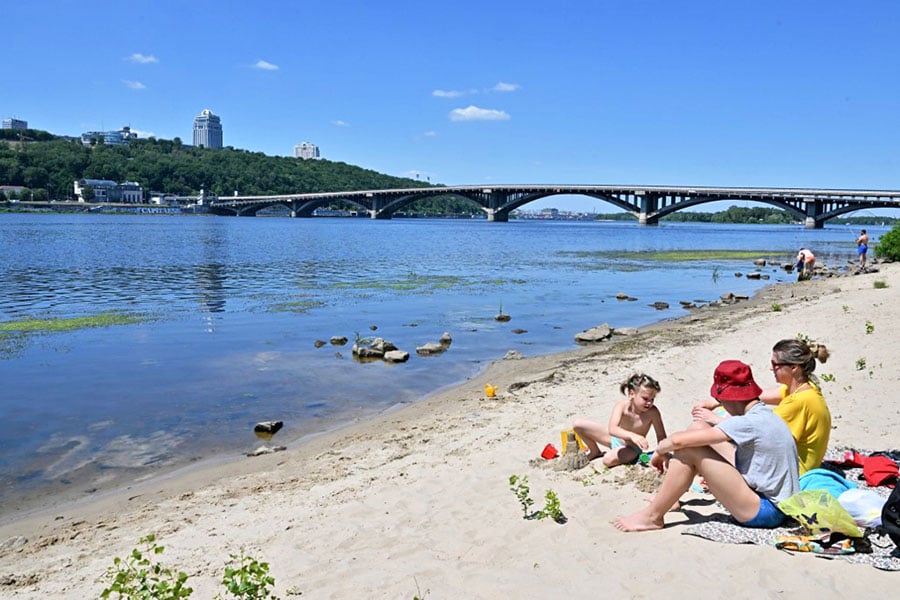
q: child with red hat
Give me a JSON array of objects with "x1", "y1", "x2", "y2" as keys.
[{"x1": 614, "y1": 360, "x2": 800, "y2": 532}]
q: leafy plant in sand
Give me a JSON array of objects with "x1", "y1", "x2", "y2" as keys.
[
  {"x1": 865, "y1": 320, "x2": 875, "y2": 334},
  {"x1": 101, "y1": 536, "x2": 281, "y2": 600},
  {"x1": 100, "y1": 534, "x2": 193, "y2": 599},
  {"x1": 873, "y1": 280, "x2": 888, "y2": 289},
  {"x1": 509, "y1": 474, "x2": 565, "y2": 523},
  {"x1": 509, "y1": 474, "x2": 535, "y2": 517},
  {"x1": 539, "y1": 490, "x2": 566, "y2": 523},
  {"x1": 217, "y1": 548, "x2": 279, "y2": 599}
]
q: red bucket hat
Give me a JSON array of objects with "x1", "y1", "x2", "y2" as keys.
[{"x1": 710, "y1": 360, "x2": 763, "y2": 402}]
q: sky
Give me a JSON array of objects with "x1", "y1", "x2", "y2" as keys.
[{"x1": 4, "y1": 1, "x2": 900, "y2": 213}]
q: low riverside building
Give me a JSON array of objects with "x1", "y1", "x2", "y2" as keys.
[
  {"x1": 2, "y1": 118, "x2": 28, "y2": 130},
  {"x1": 80, "y1": 126, "x2": 137, "y2": 146},
  {"x1": 74, "y1": 179, "x2": 144, "y2": 203}
]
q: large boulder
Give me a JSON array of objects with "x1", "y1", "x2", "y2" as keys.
[
  {"x1": 384, "y1": 350, "x2": 410, "y2": 363},
  {"x1": 416, "y1": 342, "x2": 446, "y2": 355},
  {"x1": 575, "y1": 323, "x2": 612, "y2": 343}
]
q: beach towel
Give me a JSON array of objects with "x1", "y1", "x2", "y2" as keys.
[{"x1": 682, "y1": 448, "x2": 900, "y2": 571}]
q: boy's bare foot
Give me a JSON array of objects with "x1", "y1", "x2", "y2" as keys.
[
  {"x1": 612, "y1": 509, "x2": 665, "y2": 532},
  {"x1": 643, "y1": 494, "x2": 681, "y2": 511},
  {"x1": 585, "y1": 450, "x2": 605, "y2": 461}
]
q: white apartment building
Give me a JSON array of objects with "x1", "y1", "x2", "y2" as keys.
[
  {"x1": 293, "y1": 141, "x2": 320, "y2": 159},
  {"x1": 193, "y1": 109, "x2": 223, "y2": 149}
]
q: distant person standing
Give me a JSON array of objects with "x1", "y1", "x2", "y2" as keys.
[
  {"x1": 856, "y1": 229, "x2": 869, "y2": 270},
  {"x1": 795, "y1": 248, "x2": 815, "y2": 281}
]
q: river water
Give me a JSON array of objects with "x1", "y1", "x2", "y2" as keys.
[{"x1": 0, "y1": 212, "x2": 884, "y2": 516}]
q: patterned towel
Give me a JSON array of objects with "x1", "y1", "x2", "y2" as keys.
[{"x1": 681, "y1": 448, "x2": 900, "y2": 571}]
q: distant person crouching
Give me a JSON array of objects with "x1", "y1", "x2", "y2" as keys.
[{"x1": 795, "y1": 248, "x2": 815, "y2": 281}]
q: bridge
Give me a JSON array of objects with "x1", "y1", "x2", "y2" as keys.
[{"x1": 209, "y1": 184, "x2": 900, "y2": 228}]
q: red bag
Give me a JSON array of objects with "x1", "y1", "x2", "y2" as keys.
[{"x1": 863, "y1": 455, "x2": 899, "y2": 487}]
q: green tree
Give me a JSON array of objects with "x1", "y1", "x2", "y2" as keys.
[{"x1": 875, "y1": 222, "x2": 900, "y2": 261}]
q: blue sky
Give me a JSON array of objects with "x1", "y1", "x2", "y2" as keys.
[{"x1": 4, "y1": 1, "x2": 899, "y2": 213}]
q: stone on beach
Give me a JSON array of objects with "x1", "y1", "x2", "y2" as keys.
[
  {"x1": 247, "y1": 445, "x2": 286, "y2": 457},
  {"x1": 574, "y1": 323, "x2": 612, "y2": 343}
]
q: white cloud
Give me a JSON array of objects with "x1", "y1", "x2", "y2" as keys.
[
  {"x1": 331, "y1": 120, "x2": 349, "y2": 127},
  {"x1": 449, "y1": 105, "x2": 510, "y2": 122},
  {"x1": 126, "y1": 53, "x2": 158, "y2": 64},
  {"x1": 433, "y1": 89, "x2": 465, "y2": 98},
  {"x1": 129, "y1": 129, "x2": 154, "y2": 138},
  {"x1": 254, "y1": 60, "x2": 279, "y2": 71},
  {"x1": 423, "y1": 130, "x2": 437, "y2": 137},
  {"x1": 492, "y1": 81, "x2": 520, "y2": 92},
  {"x1": 122, "y1": 80, "x2": 147, "y2": 90},
  {"x1": 433, "y1": 88, "x2": 479, "y2": 98}
]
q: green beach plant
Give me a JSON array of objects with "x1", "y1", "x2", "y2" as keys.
[
  {"x1": 509, "y1": 474, "x2": 535, "y2": 518},
  {"x1": 100, "y1": 534, "x2": 193, "y2": 599},
  {"x1": 539, "y1": 490, "x2": 566, "y2": 523},
  {"x1": 874, "y1": 222, "x2": 900, "y2": 261},
  {"x1": 771, "y1": 303, "x2": 782, "y2": 312},
  {"x1": 865, "y1": 320, "x2": 875, "y2": 334},
  {"x1": 218, "y1": 548, "x2": 279, "y2": 600},
  {"x1": 855, "y1": 357, "x2": 867, "y2": 371},
  {"x1": 873, "y1": 280, "x2": 888, "y2": 289},
  {"x1": 820, "y1": 373, "x2": 836, "y2": 383}
]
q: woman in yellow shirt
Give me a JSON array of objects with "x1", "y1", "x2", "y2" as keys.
[{"x1": 760, "y1": 338, "x2": 832, "y2": 474}]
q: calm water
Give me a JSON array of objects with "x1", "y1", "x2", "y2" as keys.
[{"x1": 0, "y1": 212, "x2": 883, "y2": 515}]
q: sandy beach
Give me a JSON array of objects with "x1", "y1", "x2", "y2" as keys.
[{"x1": 2, "y1": 262, "x2": 898, "y2": 598}]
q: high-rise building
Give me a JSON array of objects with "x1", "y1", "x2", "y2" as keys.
[
  {"x1": 2, "y1": 118, "x2": 28, "y2": 130},
  {"x1": 193, "y1": 109, "x2": 223, "y2": 149},
  {"x1": 293, "y1": 141, "x2": 320, "y2": 159}
]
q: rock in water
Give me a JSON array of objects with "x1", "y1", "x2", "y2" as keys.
[{"x1": 254, "y1": 421, "x2": 283, "y2": 435}]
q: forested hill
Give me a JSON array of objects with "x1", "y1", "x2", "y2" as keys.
[{"x1": 0, "y1": 130, "x2": 432, "y2": 200}]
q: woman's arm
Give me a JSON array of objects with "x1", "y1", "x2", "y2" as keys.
[{"x1": 759, "y1": 385, "x2": 783, "y2": 406}]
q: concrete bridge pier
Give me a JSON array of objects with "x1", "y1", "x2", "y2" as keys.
[
  {"x1": 486, "y1": 208, "x2": 509, "y2": 222},
  {"x1": 805, "y1": 199, "x2": 824, "y2": 229},
  {"x1": 638, "y1": 193, "x2": 659, "y2": 226}
]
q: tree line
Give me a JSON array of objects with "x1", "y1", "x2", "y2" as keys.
[{"x1": 0, "y1": 131, "x2": 484, "y2": 213}]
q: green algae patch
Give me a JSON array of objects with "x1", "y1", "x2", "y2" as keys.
[
  {"x1": 560, "y1": 249, "x2": 779, "y2": 262},
  {"x1": 271, "y1": 299, "x2": 326, "y2": 314},
  {"x1": 331, "y1": 273, "x2": 527, "y2": 294},
  {"x1": 0, "y1": 311, "x2": 149, "y2": 333}
]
